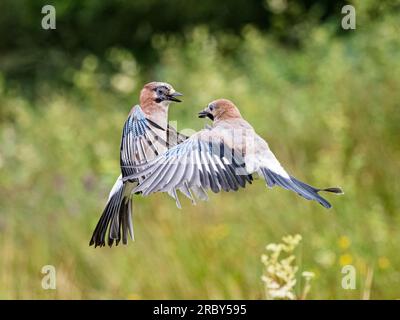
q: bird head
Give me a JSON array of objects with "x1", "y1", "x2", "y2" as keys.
[
  {"x1": 198, "y1": 99, "x2": 242, "y2": 121},
  {"x1": 140, "y1": 82, "x2": 183, "y2": 108}
]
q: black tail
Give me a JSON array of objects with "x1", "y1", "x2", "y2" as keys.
[
  {"x1": 261, "y1": 168, "x2": 343, "y2": 209},
  {"x1": 89, "y1": 180, "x2": 134, "y2": 247}
]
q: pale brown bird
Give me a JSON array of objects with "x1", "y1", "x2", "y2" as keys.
[
  {"x1": 125, "y1": 98, "x2": 343, "y2": 208},
  {"x1": 90, "y1": 82, "x2": 187, "y2": 247}
]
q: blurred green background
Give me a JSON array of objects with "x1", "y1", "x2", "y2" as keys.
[{"x1": 1, "y1": 0, "x2": 399, "y2": 299}]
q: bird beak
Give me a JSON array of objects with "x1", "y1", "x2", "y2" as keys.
[
  {"x1": 198, "y1": 110, "x2": 214, "y2": 120},
  {"x1": 167, "y1": 91, "x2": 183, "y2": 102}
]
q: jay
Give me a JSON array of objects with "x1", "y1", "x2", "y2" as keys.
[
  {"x1": 90, "y1": 82, "x2": 185, "y2": 247},
  {"x1": 125, "y1": 99, "x2": 343, "y2": 209}
]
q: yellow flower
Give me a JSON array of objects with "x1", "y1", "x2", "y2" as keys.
[
  {"x1": 378, "y1": 257, "x2": 390, "y2": 269},
  {"x1": 338, "y1": 236, "x2": 351, "y2": 250},
  {"x1": 339, "y1": 253, "x2": 353, "y2": 266}
]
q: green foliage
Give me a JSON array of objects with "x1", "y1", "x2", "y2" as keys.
[
  {"x1": 0, "y1": 4, "x2": 400, "y2": 299},
  {"x1": 1, "y1": 0, "x2": 348, "y2": 85}
]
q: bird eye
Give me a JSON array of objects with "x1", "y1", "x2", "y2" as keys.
[
  {"x1": 209, "y1": 105, "x2": 214, "y2": 111},
  {"x1": 156, "y1": 86, "x2": 169, "y2": 95}
]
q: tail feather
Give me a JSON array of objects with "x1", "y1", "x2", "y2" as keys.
[
  {"x1": 291, "y1": 176, "x2": 343, "y2": 195},
  {"x1": 321, "y1": 187, "x2": 344, "y2": 194},
  {"x1": 261, "y1": 168, "x2": 342, "y2": 209},
  {"x1": 119, "y1": 199, "x2": 134, "y2": 245},
  {"x1": 90, "y1": 179, "x2": 134, "y2": 247}
]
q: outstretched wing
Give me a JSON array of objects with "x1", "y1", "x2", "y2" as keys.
[
  {"x1": 123, "y1": 131, "x2": 253, "y2": 206},
  {"x1": 120, "y1": 105, "x2": 187, "y2": 179}
]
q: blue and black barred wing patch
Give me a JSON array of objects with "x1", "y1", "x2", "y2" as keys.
[
  {"x1": 120, "y1": 105, "x2": 166, "y2": 178},
  {"x1": 120, "y1": 105, "x2": 188, "y2": 179}
]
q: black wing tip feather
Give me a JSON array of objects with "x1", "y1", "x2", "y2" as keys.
[{"x1": 130, "y1": 139, "x2": 252, "y2": 206}]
